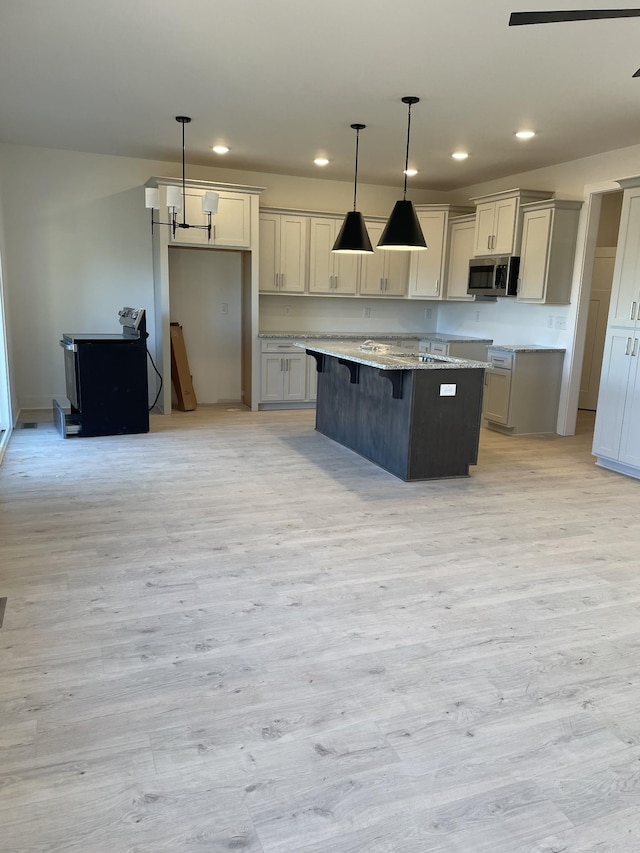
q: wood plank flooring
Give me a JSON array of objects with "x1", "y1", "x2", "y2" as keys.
[{"x1": 2, "y1": 406, "x2": 640, "y2": 851}]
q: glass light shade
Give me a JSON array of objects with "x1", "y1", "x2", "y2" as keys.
[
  {"x1": 166, "y1": 185, "x2": 182, "y2": 211},
  {"x1": 145, "y1": 187, "x2": 159, "y2": 209},
  {"x1": 332, "y1": 211, "x2": 374, "y2": 254},
  {"x1": 377, "y1": 200, "x2": 427, "y2": 251},
  {"x1": 202, "y1": 191, "x2": 219, "y2": 214}
]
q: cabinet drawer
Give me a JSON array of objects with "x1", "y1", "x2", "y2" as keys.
[
  {"x1": 261, "y1": 340, "x2": 300, "y2": 353},
  {"x1": 488, "y1": 351, "x2": 514, "y2": 370},
  {"x1": 430, "y1": 342, "x2": 449, "y2": 356}
]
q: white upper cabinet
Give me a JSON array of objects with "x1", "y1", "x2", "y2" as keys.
[
  {"x1": 471, "y1": 189, "x2": 552, "y2": 257},
  {"x1": 308, "y1": 217, "x2": 359, "y2": 294},
  {"x1": 408, "y1": 205, "x2": 473, "y2": 300},
  {"x1": 608, "y1": 185, "x2": 640, "y2": 326},
  {"x1": 444, "y1": 214, "x2": 476, "y2": 301},
  {"x1": 359, "y1": 220, "x2": 409, "y2": 296},
  {"x1": 259, "y1": 212, "x2": 307, "y2": 293},
  {"x1": 169, "y1": 189, "x2": 251, "y2": 248},
  {"x1": 516, "y1": 199, "x2": 582, "y2": 304}
]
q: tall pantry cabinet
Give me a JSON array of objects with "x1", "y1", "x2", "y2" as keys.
[{"x1": 592, "y1": 177, "x2": 640, "y2": 478}]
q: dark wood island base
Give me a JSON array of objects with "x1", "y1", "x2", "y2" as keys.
[{"x1": 303, "y1": 343, "x2": 488, "y2": 481}]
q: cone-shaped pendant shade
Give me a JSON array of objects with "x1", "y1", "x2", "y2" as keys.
[
  {"x1": 378, "y1": 96, "x2": 427, "y2": 251},
  {"x1": 377, "y1": 200, "x2": 427, "y2": 251},
  {"x1": 332, "y1": 210, "x2": 374, "y2": 254}
]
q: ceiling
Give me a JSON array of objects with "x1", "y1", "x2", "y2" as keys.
[{"x1": 1, "y1": 1, "x2": 640, "y2": 191}]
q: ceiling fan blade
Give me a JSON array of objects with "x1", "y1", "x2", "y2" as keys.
[{"x1": 510, "y1": 9, "x2": 640, "y2": 26}]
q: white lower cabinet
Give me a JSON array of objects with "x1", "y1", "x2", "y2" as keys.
[
  {"x1": 261, "y1": 352, "x2": 306, "y2": 401},
  {"x1": 593, "y1": 330, "x2": 640, "y2": 470},
  {"x1": 260, "y1": 340, "x2": 316, "y2": 404},
  {"x1": 483, "y1": 348, "x2": 565, "y2": 435}
]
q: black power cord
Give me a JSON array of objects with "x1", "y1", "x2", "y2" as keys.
[{"x1": 146, "y1": 346, "x2": 163, "y2": 412}]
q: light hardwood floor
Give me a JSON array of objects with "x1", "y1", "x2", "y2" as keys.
[{"x1": 2, "y1": 406, "x2": 640, "y2": 852}]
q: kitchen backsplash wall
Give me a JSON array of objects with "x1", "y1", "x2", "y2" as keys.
[{"x1": 259, "y1": 295, "x2": 438, "y2": 336}]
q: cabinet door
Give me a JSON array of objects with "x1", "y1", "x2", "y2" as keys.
[
  {"x1": 384, "y1": 251, "x2": 410, "y2": 296},
  {"x1": 169, "y1": 190, "x2": 211, "y2": 245},
  {"x1": 261, "y1": 354, "x2": 285, "y2": 401},
  {"x1": 492, "y1": 197, "x2": 518, "y2": 255},
  {"x1": 592, "y1": 332, "x2": 633, "y2": 460},
  {"x1": 169, "y1": 190, "x2": 250, "y2": 248},
  {"x1": 445, "y1": 219, "x2": 475, "y2": 300},
  {"x1": 609, "y1": 188, "x2": 640, "y2": 326},
  {"x1": 283, "y1": 354, "x2": 307, "y2": 400},
  {"x1": 279, "y1": 215, "x2": 307, "y2": 293},
  {"x1": 359, "y1": 222, "x2": 386, "y2": 295},
  {"x1": 474, "y1": 203, "x2": 496, "y2": 255},
  {"x1": 484, "y1": 367, "x2": 512, "y2": 425},
  {"x1": 211, "y1": 192, "x2": 251, "y2": 248},
  {"x1": 259, "y1": 214, "x2": 280, "y2": 291},
  {"x1": 518, "y1": 207, "x2": 552, "y2": 301},
  {"x1": 308, "y1": 218, "x2": 336, "y2": 293},
  {"x1": 332, "y1": 251, "x2": 359, "y2": 294},
  {"x1": 409, "y1": 210, "x2": 446, "y2": 298},
  {"x1": 619, "y1": 343, "x2": 640, "y2": 466}
]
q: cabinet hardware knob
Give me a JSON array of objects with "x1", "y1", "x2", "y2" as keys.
[
  {"x1": 632, "y1": 301, "x2": 637, "y2": 321},
  {"x1": 633, "y1": 338, "x2": 639, "y2": 358},
  {"x1": 626, "y1": 337, "x2": 633, "y2": 356}
]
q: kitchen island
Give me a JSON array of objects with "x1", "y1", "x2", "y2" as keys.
[{"x1": 296, "y1": 340, "x2": 489, "y2": 481}]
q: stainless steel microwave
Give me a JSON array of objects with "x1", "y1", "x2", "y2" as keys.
[{"x1": 467, "y1": 256, "x2": 519, "y2": 297}]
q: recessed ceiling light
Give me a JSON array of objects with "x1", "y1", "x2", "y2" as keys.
[
  {"x1": 212, "y1": 144, "x2": 229, "y2": 154},
  {"x1": 404, "y1": 168, "x2": 418, "y2": 177},
  {"x1": 451, "y1": 151, "x2": 469, "y2": 160},
  {"x1": 314, "y1": 157, "x2": 330, "y2": 166},
  {"x1": 515, "y1": 130, "x2": 536, "y2": 139}
]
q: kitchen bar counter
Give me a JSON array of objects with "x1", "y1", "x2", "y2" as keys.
[{"x1": 298, "y1": 341, "x2": 488, "y2": 481}]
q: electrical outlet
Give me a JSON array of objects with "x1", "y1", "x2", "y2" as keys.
[
  {"x1": 475, "y1": 310, "x2": 480, "y2": 322},
  {"x1": 547, "y1": 315, "x2": 554, "y2": 328},
  {"x1": 363, "y1": 307, "x2": 371, "y2": 318},
  {"x1": 424, "y1": 308, "x2": 433, "y2": 320},
  {"x1": 284, "y1": 305, "x2": 291, "y2": 316},
  {"x1": 554, "y1": 316, "x2": 568, "y2": 330},
  {"x1": 221, "y1": 302, "x2": 228, "y2": 315}
]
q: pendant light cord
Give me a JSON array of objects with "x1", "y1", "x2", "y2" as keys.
[
  {"x1": 352, "y1": 128, "x2": 360, "y2": 212},
  {"x1": 181, "y1": 120, "x2": 187, "y2": 226},
  {"x1": 403, "y1": 101, "x2": 412, "y2": 200}
]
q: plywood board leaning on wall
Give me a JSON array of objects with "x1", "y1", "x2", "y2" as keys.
[{"x1": 170, "y1": 323, "x2": 197, "y2": 411}]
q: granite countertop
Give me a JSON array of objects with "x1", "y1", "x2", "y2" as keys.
[
  {"x1": 258, "y1": 331, "x2": 422, "y2": 340},
  {"x1": 419, "y1": 333, "x2": 493, "y2": 344},
  {"x1": 488, "y1": 344, "x2": 566, "y2": 353},
  {"x1": 295, "y1": 340, "x2": 491, "y2": 371}
]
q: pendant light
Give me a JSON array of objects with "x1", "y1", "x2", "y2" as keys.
[
  {"x1": 377, "y1": 96, "x2": 427, "y2": 251},
  {"x1": 332, "y1": 124, "x2": 374, "y2": 254},
  {"x1": 144, "y1": 117, "x2": 219, "y2": 238}
]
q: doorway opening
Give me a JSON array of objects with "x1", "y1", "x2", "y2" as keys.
[
  {"x1": 577, "y1": 190, "x2": 622, "y2": 420},
  {"x1": 168, "y1": 246, "x2": 247, "y2": 408}
]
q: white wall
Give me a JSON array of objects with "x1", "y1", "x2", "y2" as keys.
[
  {"x1": 0, "y1": 142, "x2": 442, "y2": 411},
  {"x1": 259, "y1": 294, "x2": 438, "y2": 336}
]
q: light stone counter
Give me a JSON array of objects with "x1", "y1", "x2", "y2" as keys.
[{"x1": 295, "y1": 340, "x2": 490, "y2": 371}]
